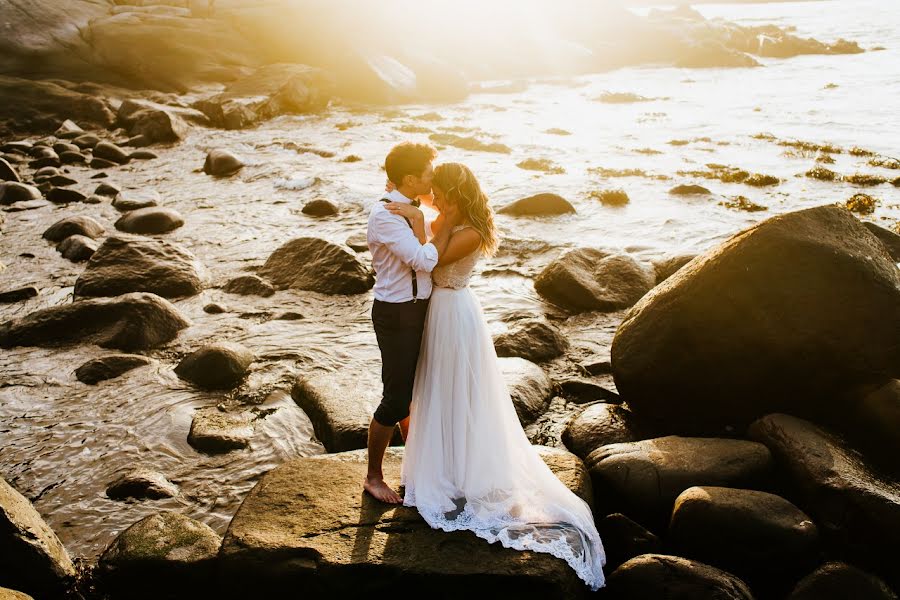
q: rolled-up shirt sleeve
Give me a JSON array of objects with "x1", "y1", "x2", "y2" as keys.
[{"x1": 374, "y1": 212, "x2": 439, "y2": 273}]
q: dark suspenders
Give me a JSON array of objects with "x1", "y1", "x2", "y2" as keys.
[{"x1": 379, "y1": 197, "x2": 418, "y2": 301}]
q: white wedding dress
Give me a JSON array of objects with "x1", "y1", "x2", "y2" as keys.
[{"x1": 400, "y1": 226, "x2": 606, "y2": 590}]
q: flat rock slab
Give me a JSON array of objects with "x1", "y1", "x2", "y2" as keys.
[
  {"x1": 188, "y1": 408, "x2": 254, "y2": 453},
  {"x1": 219, "y1": 447, "x2": 592, "y2": 599}
]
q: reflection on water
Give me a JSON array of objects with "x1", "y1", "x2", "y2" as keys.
[{"x1": 1, "y1": 0, "x2": 898, "y2": 559}]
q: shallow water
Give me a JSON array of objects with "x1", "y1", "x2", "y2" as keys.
[{"x1": 1, "y1": 0, "x2": 898, "y2": 559}]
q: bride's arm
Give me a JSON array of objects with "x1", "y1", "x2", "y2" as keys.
[{"x1": 437, "y1": 228, "x2": 481, "y2": 266}]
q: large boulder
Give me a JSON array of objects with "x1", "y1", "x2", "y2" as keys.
[
  {"x1": 194, "y1": 63, "x2": 333, "y2": 129},
  {"x1": 0, "y1": 292, "x2": 190, "y2": 351},
  {"x1": 788, "y1": 562, "x2": 898, "y2": 600},
  {"x1": 98, "y1": 512, "x2": 221, "y2": 597},
  {"x1": 258, "y1": 237, "x2": 374, "y2": 295},
  {"x1": 535, "y1": 249, "x2": 655, "y2": 312},
  {"x1": 124, "y1": 107, "x2": 190, "y2": 145},
  {"x1": 596, "y1": 513, "x2": 662, "y2": 572},
  {"x1": 74, "y1": 235, "x2": 208, "y2": 298},
  {"x1": 748, "y1": 413, "x2": 900, "y2": 586},
  {"x1": 611, "y1": 206, "x2": 900, "y2": 428},
  {"x1": 0, "y1": 76, "x2": 116, "y2": 135},
  {"x1": 0, "y1": 477, "x2": 76, "y2": 598},
  {"x1": 0, "y1": 182, "x2": 41, "y2": 205},
  {"x1": 607, "y1": 554, "x2": 754, "y2": 600},
  {"x1": 499, "y1": 356, "x2": 554, "y2": 425},
  {"x1": 497, "y1": 193, "x2": 575, "y2": 216},
  {"x1": 493, "y1": 318, "x2": 569, "y2": 362},
  {"x1": 862, "y1": 221, "x2": 900, "y2": 262},
  {"x1": 585, "y1": 436, "x2": 772, "y2": 527},
  {"x1": 75, "y1": 353, "x2": 153, "y2": 384},
  {"x1": 175, "y1": 342, "x2": 255, "y2": 390},
  {"x1": 218, "y1": 447, "x2": 593, "y2": 598},
  {"x1": 562, "y1": 402, "x2": 647, "y2": 459}
]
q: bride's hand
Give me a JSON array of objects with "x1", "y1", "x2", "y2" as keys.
[
  {"x1": 385, "y1": 202, "x2": 423, "y2": 222},
  {"x1": 384, "y1": 179, "x2": 396, "y2": 193}
]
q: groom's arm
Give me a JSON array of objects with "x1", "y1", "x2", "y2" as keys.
[{"x1": 375, "y1": 211, "x2": 439, "y2": 272}]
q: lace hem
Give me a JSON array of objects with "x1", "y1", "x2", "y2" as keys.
[{"x1": 403, "y1": 488, "x2": 606, "y2": 591}]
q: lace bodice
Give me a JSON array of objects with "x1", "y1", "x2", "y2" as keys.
[{"x1": 432, "y1": 226, "x2": 480, "y2": 289}]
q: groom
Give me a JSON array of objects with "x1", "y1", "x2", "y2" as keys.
[{"x1": 364, "y1": 142, "x2": 454, "y2": 504}]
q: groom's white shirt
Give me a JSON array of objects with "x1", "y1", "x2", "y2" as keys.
[{"x1": 368, "y1": 189, "x2": 438, "y2": 303}]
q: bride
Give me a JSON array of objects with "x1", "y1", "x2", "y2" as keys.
[{"x1": 384, "y1": 163, "x2": 606, "y2": 590}]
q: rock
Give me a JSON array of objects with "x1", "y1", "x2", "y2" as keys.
[
  {"x1": 596, "y1": 513, "x2": 662, "y2": 572},
  {"x1": 0, "y1": 287, "x2": 38, "y2": 303},
  {"x1": 218, "y1": 447, "x2": 592, "y2": 598},
  {"x1": 346, "y1": 232, "x2": 369, "y2": 252},
  {"x1": 194, "y1": 63, "x2": 333, "y2": 129},
  {"x1": 90, "y1": 157, "x2": 118, "y2": 169},
  {"x1": 94, "y1": 182, "x2": 120, "y2": 197},
  {"x1": 669, "y1": 184, "x2": 712, "y2": 195},
  {"x1": 115, "y1": 207, "x2": 184, "y2": 234},
  {"x1": 275, "y1": 311, "x2": 303, "y2": 320},
  {"x1": 47, "y1": 174, "x2": 77, "y2": 187},
  {"x1": 562, "y1": 403, "x2": 646, "y2": 459},
  {"x1": 534, "y1": 249, "x2": 655, "y2": 312},
  {"x1": 499, "y1": 356, "x2": 554, "y2": 425},
  {"x1": 788, "y1": 562, "x2": 898, "y2": 600},
  {"x1": 497, "y1": 193, "x2": 575, "y2": 216},
  {"x1": 429, "y1": 133, "x2": 512, "y2": 154},
  {"x1": 845, "y1": 380, "x2": 900, "y2": 467},
  {"x1": 57, "y1": 234, "x2": 99, "y2": 262},
  {"x1": 98, "y1": 512, "x2": 220, "y2": 596},
  {"x1": 73, "y1": 134, "x2": 101, "y2": 149},
  {"x1": 29, "y1": 155, "x2": 60, "y2": 169},
  {"x1": 558, "y1": 378, "x2": 620, "y2": 403},
  {"x1": 0, "y1": 292, "x2": 190, "y2": 351},
  {"x1": 125, "y1": 108, "x2": 190, "y2": 144},
  {"x1": 301, "y1": 198, "x2": 339, "y2": 216},
  {"x1": 591, "y1": 188, "x2": 629, "y2": 206},
  {"x1": 203, "y1": 303, "x2": 227, "y2": 314},
  {"x1": 222, "y1": 275, "x2": 275, "y2": 297},
  {"x1": 0, "y1": 477, "x2": 76, "y2": 597},
  {"x1": 651, "y1": 253, "x2": 696, "y2": 283},
  {"x1": 862, "y1": 221, "x2": 900, "y2": 262},
  {"x1": 42, "y1": 215, "x2": 105, "y2": 242},
  {"x1": 0, "y1": 182, "x2": 41, "y2": 205},
  {"x1": 493, "y1": 319, "x2": 569, "y2": 362},
  {"x1": 676, "y1": 42, "x2": 761, "y2": 68},
  {"x1": 175, "y1": 342, "x2": 255, "y2": 390},
  {"x1": 0, "y1": 587, "x2": 33, "y2": 599},
  {"x1": 106, "y1": 468, "x2": 179, "y2": 500},
  {"x1": 129, "y1": 149, "x2": 158, "y2": 160},
  {"x1": 586, "y1": 436, "x2": 771, "y2": 527},
  {"x1": 46, "y1": 187, "x2": 85, "y2": 204},
  {"x1": 93, "y1": 141, "x2": 131, "y2": 165},
  {"x1": 52, "y1": 142, "x2": 78, "y2": 155},
  {"x1": 258, "y1": 237, "x2": 373, "y2": 295},
  {"x1": 54, "y1": 119, "x2": 83, "y2": 138},
  {"x1": 75, "y1": 353, "x2": 153, "y2": 384},
  {"x1": 611, "y1": 206, "x2": 900, "y2": 428},
  {"x1": 0, "y1": 157, "x2": 21, "y2": 182},
  {"x1": 188, "y1": 407, "x2": 254, "y2": 452},
  {"x1": 112, "y1": 190, "x2": 159, "y2": 212},
  {"x1": 748, "y1": 413, "x2": 900, "y2": 584},
  {"x1": 1, "y1": 142, "x2": 30, "y2": 154},
  {"x1": 669, "y1": 486, "x2": 819, "y2": 591},
  {"x1": 75, "y1": 235, "x2": 208, "y2": 298},
  {"x1": 607, "y1": 554, "x2": 754, "y2": 600},
  {"x1": 59, "y1": 150, "x2": 86, "y2": 164},
  {"x1": 0, "y1": 76, "x2": 115, "y2": 134},
  {"x1": 202, "y1": 149, "x2": 244, "y2": 177}
]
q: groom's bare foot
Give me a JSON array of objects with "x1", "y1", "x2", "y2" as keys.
[{"x1": 364, "y1": 476, "x2": 402, "y2": 504}]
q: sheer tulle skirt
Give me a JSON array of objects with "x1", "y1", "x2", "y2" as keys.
[{"x1": 401, "y1": 286, "x2": 606, "y2": 590}]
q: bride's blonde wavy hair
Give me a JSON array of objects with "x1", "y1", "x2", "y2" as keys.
[{"x1": 433, "y1": 162, "x2": 499, "y2": 256}]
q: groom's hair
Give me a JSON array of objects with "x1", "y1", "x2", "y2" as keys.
[{"x1": 385, "y1": 142, "x2": 437, "y2": 186}]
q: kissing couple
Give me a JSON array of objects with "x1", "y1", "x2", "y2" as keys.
[{"x1": 363, "y1": 142, "x2": 605, "y2": 589}]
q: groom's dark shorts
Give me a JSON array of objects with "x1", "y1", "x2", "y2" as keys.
[{"x1": 372, "y1": 297, "x2": 430, "y2": 427}]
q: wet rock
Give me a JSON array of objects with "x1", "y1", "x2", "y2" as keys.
[
  {"x1": 493, "y1": 318, "x2": 569, "y2": 362},
  {"x1": 669, "y1": 486, "x2": 819, "y2": 590},
  {"x1": 1, "y1": 142, "x2": 31, "y2": 154},
  {"x1": 651, "y1": 253, "x2": 696, "y2": 283},
  {"x1": 0, "y1": 292, "x2": 190, "y2": 351},
  {"x1": 748, "y1": 413, "x2": 900, "y2": 583},
  {"x1": 28, "y1": 154, "x2": 60, "y2": 169},
  {"x1": 93, "y1": 141, "x2": 130, "y2": 165},
  {"x1": 194, "y1": 63, "x2": 333, "y2": 129},
  {"x1": 57, "y1": 234, "x2": 99, "y2": 262},
  {"x1": 0, "y1": 76, "x2": 115, "y2": 134},
  {"x1": 586, "y1": 436, "x2": 771, "y2": 527},
  {"x1": 46, "y1": 187, "x2": 85, "y2": 204},
  {"x1": 428, "y1": 133, "x2": 511, "y2": 154},
  {"x1": 222, "y1": 275, "x2": 275, "y2": 297},
  {"x1": 720, "y1": 195, "x2": 767, "y2": 212},
  {"x1": 202, "y1": 149, "x2": 244, "y2": 177},
  {"x1": 845, "y1": 380, "x2": 900, "y2": 467},
  {"x1": 58, "y1": 150, "x2": 86, "y2": 164},
  {"x1": 862, "y1": 222, "x2": 900, "y2": 261},
  {"x1": 0, "y1": 587, "x2": 33, "y2": 599},
  {"x1": 590, "y1": 188, "x2": 629, "y2": 206},
  {"x1": 0, "y1": 182, "x2": 40, "y2": 205},
  {"x1": 106, "y1": 468, "x2": 179, "y2": 500},
  {"x1": 346, "y1": 232, "x2": 369, "y2": 252},
  {"x1": 98, "y1": 512, "x2": 220, "y2": 596},
  {"x1": 846, "y1": 192, "x2": 876, "y2": 214},
  {"x1": 596, "y1": 513, "x2": 662, "y2": 572},
  {"x1": 75, "y1": 235, "x2": 208, "y2": 298},
  {"x1": 669, "y1": 183, "x2": 711, "y2": 195},
  {"x1": 47, "y1": 174, "x2": 77, "y2": 187},
  {"x1": 788, "y1": 562, "x2": 898, "y2": 600},
  {"x1": 32, "y1": 166, "x2": 58, "y2": 182},
  {"x1": 42, "y1": 215, "x2": 105, "y2": 242},
  {"x1": 115, "y1": 207, "x2": 184, "y2": 234},
  {"x1": 558, "y1": 378, "x2": 620, "y2": 403},
  {"x1": 75, "y1": 353, "x2": 152, "y2": 384},
  {"x1": 258, "y1": 237, "x2": 373, "y2": 295},
  {"x1": 82, "y1": 194, "x2": 103, "y2": 204},
  {"x1": 124, "y1": 107, "x2": 190, "y2": 145},
  {"x1": 562, "y1": 402, "x2": 646, "y2": 459},
  {"x1": 73, "y1": 133, "x2": 101, "y2": 149},
  {"x1": 499, "y1": 356, "x2": 554, "y2": 425},
  {"x1": 52, "y1": 142, "x2": 79, "y2": 155},
  {"x1": 535, "y1": 249, "x2": 655, "y2": 312},
  {"x1": 0, "y1": 157, "x2": 21, "y2": 182},
  {"x1": 611, "y1": 206, "x2": 900, "y2": 428},
  {"x1": 176, "y1": 342, "x2": 255, "y2": 389},
  {"x1": 497, "y1": 193, "x2": 575, "y2": 216},
  {"x1": 607, "y1": 554, "x2": 754, "y2": 600},
  {"x1": 0, "y1": 477, "x2": 76, "y2": 598},
  {"x1": 203, "y1": 302, "x2": 227, "y2": 314},
  {"x1": 0, "y1": 287, "x2": 38, "y2": 303},
  {"x1": 188, "y1": 407, "x2": 254, "y2": 452},
  {"x1": 806, "y1": 166, "x2": 839, "y2": 181},
  {"x1": 275, "y1": 311, "x2": 303, "y2": 320},
  {"x1": 218, "y1": 447, "x2": 591, "y2": 598},
  {"x1": 302, "y1": 198, "x2": 339, "y2": 216},
  {"x1": 129, "y1": 149, "x2": 158, "y2": 160},
  {"x1": 54, "y1": 119, "x2": 83, "y2": 138},
  {"x1": 94, "y1": 182, "x2": 120, "y2": 197},
  {"x1": 516, "y1": 158, "x2": 566, "y2": 174},
  {"x1": 90, "y1": 157, "x2": 118, "y2": 169},
  {"x1": 111, "y1": 190, "x2": 160, "y2": 211}
]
